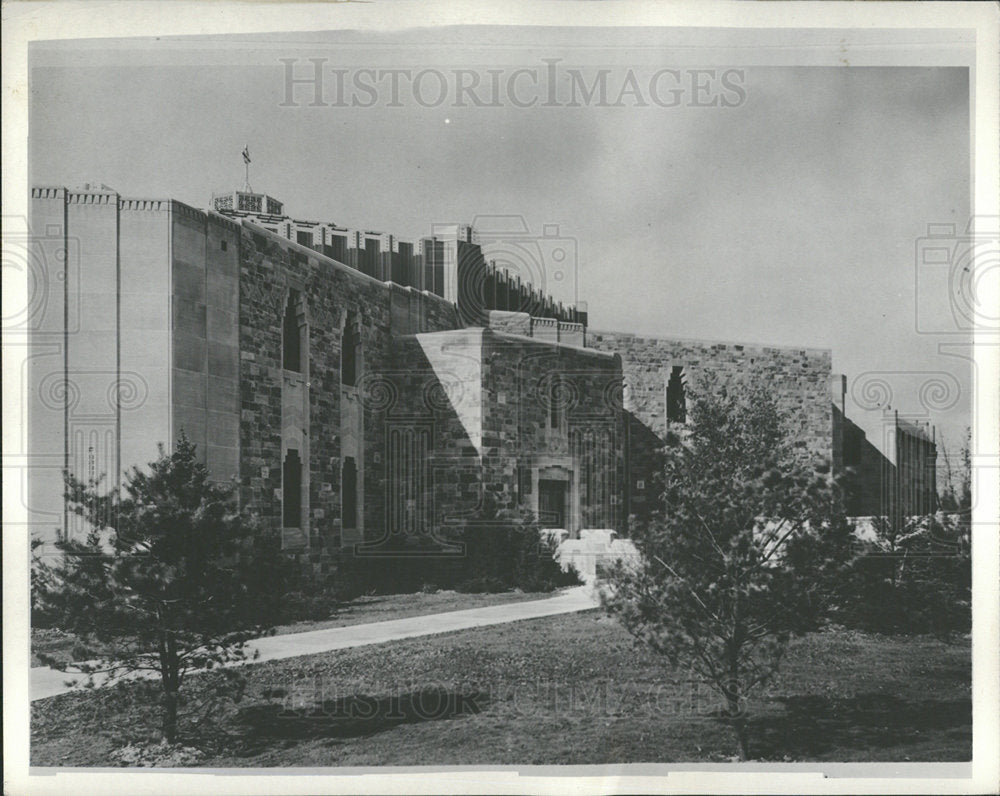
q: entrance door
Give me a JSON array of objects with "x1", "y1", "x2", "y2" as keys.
[{"x1": 538, "y1": 479, "x2": 568, "y2": 529}]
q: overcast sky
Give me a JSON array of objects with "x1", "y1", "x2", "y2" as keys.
[{"x1": 28, "y1": 28, "x2": 972, "y2": 463}]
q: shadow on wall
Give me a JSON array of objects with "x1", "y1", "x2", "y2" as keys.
[
  {"x1": 624, "y1": 411, "x2": 667, "y2": 529},
  {"x1": 354, "y1": 332, "x2": 482, "y2": 557}
]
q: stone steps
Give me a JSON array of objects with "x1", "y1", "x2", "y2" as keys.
[{"x1": 544, "y1": 528, "x2": 641, "y2": 585}]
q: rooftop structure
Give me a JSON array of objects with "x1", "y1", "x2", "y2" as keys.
[{"x1": 211, "y1": 188, "x2": 584, "y2": 327}]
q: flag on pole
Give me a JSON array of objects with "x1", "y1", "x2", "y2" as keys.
[{"x1": 242, "y1": 146, "x2": 251, "y2": 164}]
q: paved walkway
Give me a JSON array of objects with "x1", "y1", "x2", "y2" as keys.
[{"x1": 30, "y1": 586, "x2": 599, "y2": 701}]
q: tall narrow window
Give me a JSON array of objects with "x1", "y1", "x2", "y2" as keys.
[
  {"x1": 283, "y1": 449, "x2": 302, "y2": 528},
  {"x1": 341, "y1": 315, "x2": 360, "y2": 387},
  {"x1": 342, "y1": 456, "x2": 358, "y2": 530},
  {"x1": 283, "y1": 291, "x2": 303, "y2": 372},
  {"x1": 666, "y1": 366, "x2": 686, "y2": 424},
  {"x1": 549, "y1": 377, "x2": 562, "y2": 429}
]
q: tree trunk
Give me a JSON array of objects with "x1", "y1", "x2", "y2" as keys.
[
  {"x1": 728, "y1": 695, "x2": 750, "y2": 761},
  {"x1": 159, "y1": 629, "x2": 180, "y2": 743},
  {"x1": 723, "y1": 662, "x2": 749, "y2": 760},
  {"x1": 163, "y1": 688, "x2": 179, "y2": 744}
]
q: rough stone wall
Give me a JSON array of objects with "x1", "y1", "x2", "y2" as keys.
[
  {"x1": 586, "y1": 330, "x2": 834, "y2": 527},
  {"x1": 384, "y1": 331, "x2": 486, "y2": 543},
  {"x1": 235, "y1": 222, "x2": 458, "y2": 576},
  {"x1": 374, "y1": 329, "x2": 626, "y2": 540},
  {"x1": 480, "y1": 330, "x2": 624, "y2": 533},
  {"x1": 388, "y1": 281, "x2": 460, "y2": 335},
  {"x1": 588, "y1": 331, "x2": 834, "y2": 458}
]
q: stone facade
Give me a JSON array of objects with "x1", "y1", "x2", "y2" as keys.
[
  {"x1": 377, "y1": 327, "x2": 623, "y2": 545},
  {"x1": 585, "y1": 330, "x2": 836, "y2": 525},
  {"x1": 235, "y1": 225, "x2": 458, "y2": 572},
  {"x1": 30, "y1": 183, "x2": 927, "y2": 580},
  {"x1": 479, "y1": 330, "x2": 623, "y2": 531}
]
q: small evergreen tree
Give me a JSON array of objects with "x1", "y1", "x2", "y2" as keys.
[
  {"x1": 600, "y1": 376, "x2": 853, "y2": 760},
  {"x1": 836, "y1": 513, "x2": 970, "y2": 637},
  {"x1": 33, "y1": 433, "x2": 291, "y2": 743}
]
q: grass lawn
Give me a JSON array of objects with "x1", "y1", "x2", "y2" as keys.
[
  {"x1": 31, "y1": 588, "x2": 553, "y2": 668},
  {"x1": 269, "y1": 588, "x2": 555, "y2": 637},
  {"x1": 30, "y1": 611, "x2": 971, "y2": 766}
]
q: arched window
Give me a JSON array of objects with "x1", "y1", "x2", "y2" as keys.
[
  {"x1": 283, "y1": 290, "x2": 304, "y2": 373},
  {"x1": 666, "y1": 366, "x2": 686, "y2": 424},
  {"x1": 342, "y1": 456, "x2": 358, "y2": 530},
  {"x1": 283, "y1": 449, "x2": 302, "y2": 528},
  {"x1": 341, "y1": 314, "x2": 361, "y2": 387}
]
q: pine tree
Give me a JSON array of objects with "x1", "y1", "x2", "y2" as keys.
[
  {"x1": 600, "y1": 376, "x2": 853, "y2": 760},
  {"x1": 34, "y1": 433, "x2": 291, "y2": 743}
]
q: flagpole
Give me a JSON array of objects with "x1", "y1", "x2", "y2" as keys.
[{"x1": 242, "y1": 145, "x2": 252, "y2": 192}]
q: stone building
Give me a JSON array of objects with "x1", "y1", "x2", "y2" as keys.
[
  {"x1": 28, "y1": 186, "x2": 616, "y2": 574},
  {"x1": 27, "y1": 183, "x2": 932, "y2": 575},
  {"x1": 836, "y1": 406, "x2": 938, "y2": 519}
]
